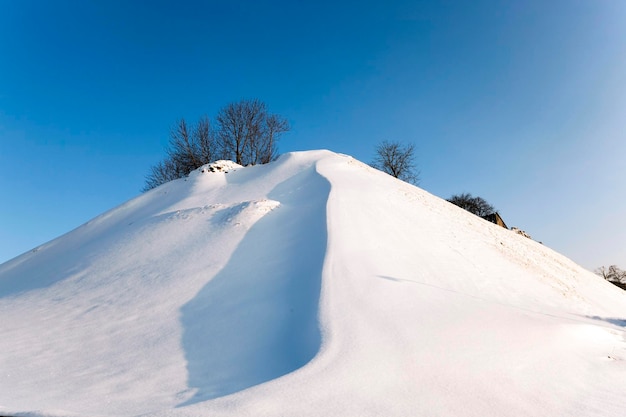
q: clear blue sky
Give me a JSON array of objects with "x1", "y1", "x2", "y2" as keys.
[{"x1": 1, "y1": 0, "x2": 625, "y2": 270}]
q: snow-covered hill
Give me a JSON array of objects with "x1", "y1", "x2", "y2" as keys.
[{"x1": 1, "y1": 150, "x2": 625, "y2": 417}]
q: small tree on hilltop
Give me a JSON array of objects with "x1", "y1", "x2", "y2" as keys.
[
  {"x1": 262, "y1": 114, "x2": 290, "y2": 164},
  {"x1": 144, "y1": 158, "x2": 181, "y2": 191},
  {"x1": 216, "y1": 99, "x2": 289, "y2": 166},
  {"x1": 371, "y1": 140, "x2": 420, "y2": 185},
  {"x1": 447, "y1": 193, "x2": 496, "y2": 217},
  {"x1": 144, "y1": 116, "x2": 219, "y2": 191},
  {"x1": 144, "y1": 99, "x2": 289, "y2": 190}
]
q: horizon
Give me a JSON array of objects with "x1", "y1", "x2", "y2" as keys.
[{"x1": 1, "y1": 0, "x2": 625, "y2": 270}]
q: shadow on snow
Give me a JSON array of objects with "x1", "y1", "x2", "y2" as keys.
[
  {"x1": 585, "y1": 316, "x2": 626, "y2": 328},
  {"x1": 178, "y1": 166, "x2": 330, "y2": 406}
]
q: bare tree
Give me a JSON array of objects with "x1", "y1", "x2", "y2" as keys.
[
  {"x1": 144, "y1": 116, "x2": 220, "y2": 190},
  {"x1": 217, "y1": 99, "x2": 262, "y2": 165},
  {"x1": 144, "y1": 100, "x2": 289, "y2": 190},
  {"x1": 194, "y1": 115, "x2": 215, "y2": 164},
  {"x1": 261, "y1": 113, "x2": 290, "y2": 164},
  {"x1": 595, "y1": 265, "x2": 626, "y2": 290},
  {"x1": 167, "y1": 118, "x2": 199, "y2": 175},
  {"x1": 371, "y1": 140, "x2": 420, "y2": 185},
  {"x1": 144, "y1": 158, "x2": 181, "y2": 191},
  {"x1": 447, "y1": 193, "x2": 496, "y2": 217},
  {"x1": 216, "y1": 99, "x2": 289, "y2": 166}
]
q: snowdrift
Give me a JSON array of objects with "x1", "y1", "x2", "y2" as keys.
[{"x1": 1, "y1": 150, "x2": 625, "y2": 417}]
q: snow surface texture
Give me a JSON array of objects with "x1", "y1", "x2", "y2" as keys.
[{"x1": 1, "y1": 150, "x2": 625, "y2": 417}]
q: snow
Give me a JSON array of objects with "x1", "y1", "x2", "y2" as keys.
[
  {"x1": 193, "y1": 160, "x2": 243, "y2": 175},
  {"x1": 1, "y1": 150, "x2": 625, "y2": 417}
]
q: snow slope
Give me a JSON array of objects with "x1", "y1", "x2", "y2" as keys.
[{"x1": 1, "y1": 150, "x2": 625, "y2": 417}]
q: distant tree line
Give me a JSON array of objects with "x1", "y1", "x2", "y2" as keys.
[
  {"x1": 595, "y1": 265, "x2": 626, "y2": 290},
  {"x1": 144, "y1": 99, "x2": 289, "y2": 190}
]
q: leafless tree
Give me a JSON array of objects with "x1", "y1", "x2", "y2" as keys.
[
  {"x1": 217, "y1": 99, "x2": 263, "y2": 166},
  {"x1": 194, "y1": 115, "x2": 215, "y2": 164},
  {"x1": 447, "y1": 193, "x2": 496, "y2": 217},
  {"x1": 371, "y1": 140, "x2": 420, "y2": 185},
  {"x1": 144, "y1": 116, "x2": 219, "y2": 190},
  {"x1": 595, "y1": 265, "x2": 626, "y2": 290},
  {"x1": 144, "y1": 100, "x2": 289, "y2": 190},
  {"x1": 261, "y1": 113, "x2": 290, "y2": 164},
  {"x1": 144, "y1": 158, "x2": 182, "y2": 191},
  {"x1": 216, "y1": 99, "x2": 289, "y2": 166},
  {"x1": 167, "y1": 118, "x2": 199, "y2": 175}
]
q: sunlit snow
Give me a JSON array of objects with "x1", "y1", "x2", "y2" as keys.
[{"x1": 1, "y1": 150, "x2": 625, "y2": 417}]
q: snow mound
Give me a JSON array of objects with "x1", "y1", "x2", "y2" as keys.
[
  {"x1": 1, "y1": 150, "x2": 625, "y2": 417},
  {"x1": 195, "y1": 160, "x2": 243, "y2": 175}
]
